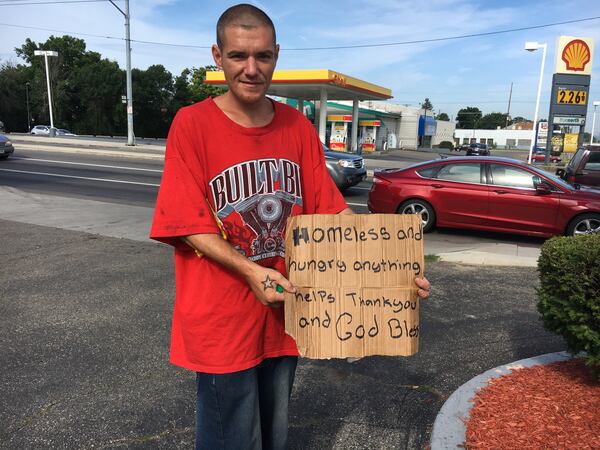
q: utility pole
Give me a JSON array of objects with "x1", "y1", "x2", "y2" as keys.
[
  {"x1": 109, "y1": 0, "x2": 135, "y2": 146},
  {"x1": 505, "y1": 82, "x2": 513, "y2": 128},
  {"x1": 25, "y1": 82, "x2": 31, "y2": 131}
]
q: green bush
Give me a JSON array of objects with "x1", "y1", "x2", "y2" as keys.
[
  {"x1": 438, "y1": 141, "x2": 454, "y2": 150},
  {"x1": 537, "y1": 234, "x2": 600, "y2": 379}
]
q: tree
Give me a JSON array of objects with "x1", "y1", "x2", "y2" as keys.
[
  {"x1": 420, "y1": 98, "x2": 433, "y2": 111},
  {"x1": 436, "y1": 112, "x2": 450, "y2": 121},
  {"x1": 132, "y1": 64, "x2": 174, "y2": 138},
  {"x1": 11, "y1": 35, "x2": 125, "y2": 135},
  {"x1": 0, "y1": 61, "x2": 32, "y2": 132},
  {"x1": 456, "y1": 107, "x2": 482, "y2": 129},
  {"x1": 188, "y1": 65, "x2": 226, "y2": 102},
  {"x1": 511, "y1": 116, "x2": 528, "y2": 124},
  {"x1": 476, "y1": 112, "x2": 508, "y2": 129}
]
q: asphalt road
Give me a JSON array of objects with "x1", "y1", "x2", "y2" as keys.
[
  {"x1": 0, "y1": 148, "x2": 375, "y2": 212},
  {"x1": 0, "y1": 218, "x2": 565, "y2": 449}
]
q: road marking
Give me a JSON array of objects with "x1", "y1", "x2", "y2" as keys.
[
  {"x1": 1, "y1": 168, "x2": 366, "y2": 204},
  {"x1": 10, "y1": 157, "x2": 163, "y2": 173},
  {"x1": 0, "y1": 168, "x2": 160, "y2": 187}
]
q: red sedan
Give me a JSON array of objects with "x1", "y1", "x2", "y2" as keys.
[
  {"x1": 532, "y1": 148, "x2": 561, "y2": 163},
  {"x1": 368, "y1": 157, "x2": 600, "y2": 237}
]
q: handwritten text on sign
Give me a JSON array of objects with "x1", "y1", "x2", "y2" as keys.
[{"x1": 284, "y1": 214, "x2": 424, "y2": 359}]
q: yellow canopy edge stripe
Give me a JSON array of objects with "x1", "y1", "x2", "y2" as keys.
[{"x1": 205, "y1": 69, "x2": 392, "y2": 98}]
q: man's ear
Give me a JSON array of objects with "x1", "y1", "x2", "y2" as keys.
[
  {"x1": 274, "y1": 43, "x2": 280, "y2": 64},
  {"x1": 212, "y1": 44, "x2": 223, "y2": 69}
]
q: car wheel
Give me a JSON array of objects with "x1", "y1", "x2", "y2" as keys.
[
  {"x1": 397, "y1": 199, "x2": 436, "y2": 232},
  {"x1": 566, "y1": 213, "x2": 600, "y2": 236}
]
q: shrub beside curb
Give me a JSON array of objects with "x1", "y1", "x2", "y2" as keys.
[{"x1": 537, "y1": 234, "x2": 600, "y2": 379}]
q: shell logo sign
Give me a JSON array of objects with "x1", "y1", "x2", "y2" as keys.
[
  {"x1": 562, "y1": 39, "x2": 591, "y2": 71},
  {"x1": 555, "y1": 36, "x2": 594, "y2": 75}
]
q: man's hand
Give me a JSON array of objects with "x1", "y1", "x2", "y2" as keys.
[
  {"x1": 244, "y1": 265, "x2": 296, "y2": 308},
  {"x1": 415, "y1": 277, "x2": 431, "y2": 299}
]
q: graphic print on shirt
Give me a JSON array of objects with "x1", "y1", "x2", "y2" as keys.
[{"x1": 209, "y1": 158, "x2": 303, "y2": 261}]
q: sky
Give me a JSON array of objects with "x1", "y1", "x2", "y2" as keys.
[{"x1": 1, "y1": 0, "x2": 600, "y2": 131}]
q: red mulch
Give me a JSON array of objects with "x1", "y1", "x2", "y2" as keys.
[{"x1": 465, "y1": 359, "x2": 600, "y2": 449}]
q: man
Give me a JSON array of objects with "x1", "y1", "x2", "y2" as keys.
[{"x1": 150, "y1": 4, "x2": 430, "y2": 449}]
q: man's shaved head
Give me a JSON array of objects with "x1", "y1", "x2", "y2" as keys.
[{"x1": 216, "y1": 4, "x2": 276, "y2": 49}]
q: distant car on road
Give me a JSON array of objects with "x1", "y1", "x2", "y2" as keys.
[
  {"x1": 323, "y1": 144, "x2": 367, "y2": 191},
  {"x1": 556, "y1": 145, "x2": 600, "y2": 188},
  {"x1": 57, "y1": 128, "x2": 77, "y2": 136},
  {"x1": 466, "y1": 143, "x2": 490, "y2": 156},
  {"x1": 0, "y1": 134, "x2": 15, "y2": 159},
  {"x1": 368, "y1": 156, "x2": 600, "y2": 237},
  {"x1": 532, "y1": 147, "x2": 561, "y2": 163},
  {"x1": 30, "y1": 125, "x2": 50, "y2": 135}
]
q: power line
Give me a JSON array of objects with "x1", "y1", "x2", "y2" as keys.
[
  {"x1": 0, "y1": 15, "x2": 599, "y2": 50},
  {"x1": 284, "y1": 16, "x2": 600, "y2": 50},
  {"x1": 0, "y1": 0, "x2": 113, "y2": 6}
]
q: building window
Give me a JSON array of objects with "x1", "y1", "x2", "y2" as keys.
[
  {"x1": 463, "y1": 138, "x2": 469, "y2": 144},
  {"x1": 480, "y1": 138, "x2": 486, "y2": 144},
  {"x1": 517, "y1": 139, "x2": 531, "y2": 147},
  {"x1": 487, "y1": 138, "x2": 494, "y2": 145},
  {"x1": 506, "y1": 139, "x2": 516, "y2": 148}
]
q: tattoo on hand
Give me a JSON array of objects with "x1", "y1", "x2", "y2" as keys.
[{"x1": 261, "y1": 275, "x2": 275, "y2": 291}]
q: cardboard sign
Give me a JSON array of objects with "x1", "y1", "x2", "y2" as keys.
[{"x1": 284, "y1": 214, "x2": 424, "y2": 359}]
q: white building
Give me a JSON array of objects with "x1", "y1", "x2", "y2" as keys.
[
  {"x1": 453, "y1": 129, "x2": 534, "y2": 149},
  {"x1": 358, "y1": 101, "x2": 456, "y2": 150}
]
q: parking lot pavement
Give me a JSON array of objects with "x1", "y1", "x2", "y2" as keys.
[{"x1": 0, "y1": 219, "x2": 565, "y2": 449}]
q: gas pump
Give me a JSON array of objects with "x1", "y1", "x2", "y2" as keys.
[
  {"x1": 359, "y1": 120, "x2": 381, "y2": 153},
  {"x1": 327, "y1": 115, "x2": 352, "y2": 152}
]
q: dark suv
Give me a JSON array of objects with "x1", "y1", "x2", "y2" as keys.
[
  {"x1": 466, "y1": 143, "x2": 490, "y2": 156},
  {"x1": 556, "y1": 145, "x2": 600, "y2": 187},
  {"x1": 323, "y1": 144, "x2": 367, "y2": 191}
]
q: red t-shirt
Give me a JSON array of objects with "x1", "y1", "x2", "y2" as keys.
[{"x1": 150, "y1": 97, "x2": 348, "y2": 373}]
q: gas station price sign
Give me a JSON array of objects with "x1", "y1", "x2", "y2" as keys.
[{"x1": 557, "y1": 89, "x2": 587, "y2": 105}]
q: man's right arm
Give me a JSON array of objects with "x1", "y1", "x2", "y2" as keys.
[{"x1": 180, "y1": 234, "x2": 295, "y2": 307}]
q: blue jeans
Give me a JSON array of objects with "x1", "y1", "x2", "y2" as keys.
[{"x1": 196, "y1": 356, "x2": 298, "y2": 450}]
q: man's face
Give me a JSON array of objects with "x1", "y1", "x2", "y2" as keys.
[{"x1": 212, "y1": 25, "x2": 279, "y2": 106}]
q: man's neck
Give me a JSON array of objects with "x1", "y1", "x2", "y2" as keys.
[{"x1": 214, "y1": 93, "x2": 274, "y2": 128}]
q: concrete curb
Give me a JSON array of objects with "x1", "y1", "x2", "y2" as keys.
[
  {"x1": 430, "y1": 351, "x2": 572, "y2": 450},
  {"x1": 13, "y1": 144, "x2": 165, "y2": 160},
  {"x1": 437, "y1": 250, "x2": 539, "y2": 267}
]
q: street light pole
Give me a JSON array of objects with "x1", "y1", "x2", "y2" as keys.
[
  {"x1": 34, "y1": 50, "x2": 58, "y2": 134},
  {"x1": 591, "y1": 101, "x2": 600, "y2": 145},
  {"x1": 524, "y1": 41, "x2": 547, "y2": 164},
  {"x1": 109, "y1": 0, "x2": 135, "y2": 146},
  {"x1": 25, "y1": 82, "x2": 31, "y2": 131}
]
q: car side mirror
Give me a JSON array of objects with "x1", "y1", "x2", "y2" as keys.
[{"x1": 535, "y1": 181, "x2": 552, "y2": 195}]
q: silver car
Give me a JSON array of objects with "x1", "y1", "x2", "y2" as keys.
[{"x1": 30, "y1": 125, "x2": 50, "y2": 135}]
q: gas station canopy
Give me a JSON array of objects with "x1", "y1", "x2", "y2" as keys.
[
  {"x1": 205, "y1": 69, "x2": 392, "y2": 101},
  {"x1": 205, "y1": 69, "x2": 393, "y2": 153}
]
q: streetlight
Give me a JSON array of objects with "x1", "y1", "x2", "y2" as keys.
[
  {"x1": 591, "y1": 100, "x2": 600, "y2": 145},
  {"x1": 25, "y1": 82, "x2": 31, "y2": 132},
  {"x1": 108, "y1": 0, "x2": 135, "y2": 146},
  {"x1": 524, "y1": 41, "x2": 547, "y2": 164},
  {"x1": 34, "y1": 49, "x2": 58, "y2": 135}
]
